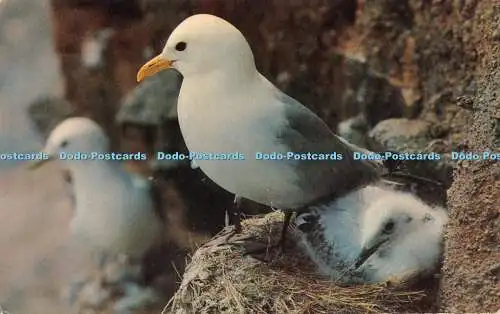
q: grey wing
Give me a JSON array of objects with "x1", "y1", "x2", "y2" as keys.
[
  {"x1": 275, "y1": 92, "x2": 382, "y2": 204},
  {"x1": 336, "y1": 136, "x2": 385, "y2": 171}
]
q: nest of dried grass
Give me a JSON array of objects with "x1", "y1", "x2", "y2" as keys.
[{"x1": 164, "y1": 212, "x2": 436, "y2": 314}]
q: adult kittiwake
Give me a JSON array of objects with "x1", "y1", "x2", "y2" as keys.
[
  {"x1": 29, "y1": 117, "x2": 164, "y2": 275},
  {"x1": 136, "y1": 14, "x2": 390, "y2": 248},
  {"x1": 294, "y1": 185, "x2": 448, "y2": 284}
]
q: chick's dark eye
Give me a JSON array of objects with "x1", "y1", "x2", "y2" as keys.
[
  {"x1": 383, "y1": 221, "x2": 395, "y2": 234},
  {"x1": 175, "y1": 41, "x2": 187, "y2": 51},
  {"x1": 61, "y1": 140, "x2": 68, "y2": 148}
]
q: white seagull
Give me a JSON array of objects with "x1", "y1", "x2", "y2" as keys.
[
  {"x1": 29, "y1": 117, "x2": 164, "y2": 272},
  {"x1": 294, "y1": 184, "x2": 448, "y2": 284},
  {"x1": 136, "y1": 14, "x2": 389, "y2": 246}
]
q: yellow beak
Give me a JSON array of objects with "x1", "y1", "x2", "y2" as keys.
[
  {"x1": 27, "y1": 156, "x2": 54, "y2": 170},
  {"x1": 136, "y1": 55, "x2": 173, "y2": 82}
]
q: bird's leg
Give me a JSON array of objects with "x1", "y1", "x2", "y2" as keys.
[
  {"x1": 221, "y1": 195, "x2": 243, "y2": 243},
  {"x1": 241, "y1": 210, "x2": 292, "y2": 260},
  {"x1": 233, "y1": 196, "x2": 243, "y2": 232},
  {"x1": 92, "y1": 251, "x2": 110, "y2": 283},
  {"x1": 225, "y1": 195, "x2": 243, "y2": 232}
]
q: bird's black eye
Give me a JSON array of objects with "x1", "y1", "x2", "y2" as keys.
[
  {"x1": 61, "y1": 140, "x2": 68, "y2": 148},
  {"x1": 383, "y1": 220, "x2": 395, "y2": 234},
  {"x1": 175, "y1": 42, "x2": 187, "y2": 51}
]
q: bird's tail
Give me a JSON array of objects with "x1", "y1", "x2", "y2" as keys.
[{"x1": 338, "y1": 135, "x2": 443, "y2": 188}]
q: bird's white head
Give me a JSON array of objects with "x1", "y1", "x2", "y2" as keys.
[
  {"x1": 356, "y1": 191, "x2": 446, "y2": 266},
  {"x1": 28, "y1": 117, "x2": 109, "y2": 170},
  {"x1": 136, "y1": 14, "x2": 256, "y2": 81}
]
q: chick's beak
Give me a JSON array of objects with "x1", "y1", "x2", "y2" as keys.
[
  {"x1": 137, "y1": 55, "x2": 173, "y2": 82},
  {"x1": 27, "y1": 156, "x2": 54, "y2": 170},
  {"x1": 354, "y1": 238, "x2": 389, "y2": 269}
]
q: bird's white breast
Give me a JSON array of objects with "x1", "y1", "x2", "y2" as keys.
[
  {"x1": 176, "y1": 76, "x2": 305, "y2": 208},
  {"x1": 70, "y1": 167, "x2": 162, "y2": 258}
]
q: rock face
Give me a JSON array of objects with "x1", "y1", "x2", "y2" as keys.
[
  {"x1": 370, "y1": 118, "x2": 454, "y2": 189},
  {"x1": 27, "y1": 96, "x2": 75, "y2": 141},
  {"x1": 116, "y1": 69, "x2": 181, "y2": 126},
  {"x1": 47, "y1": 0, "x2": 499, "y2": 312},
  {"x1": 50, "y1": 0, "x2": 147, "y2": 150},
  {"x1": 439, "y1": 2, "x2": 500, "y2": 311}
]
